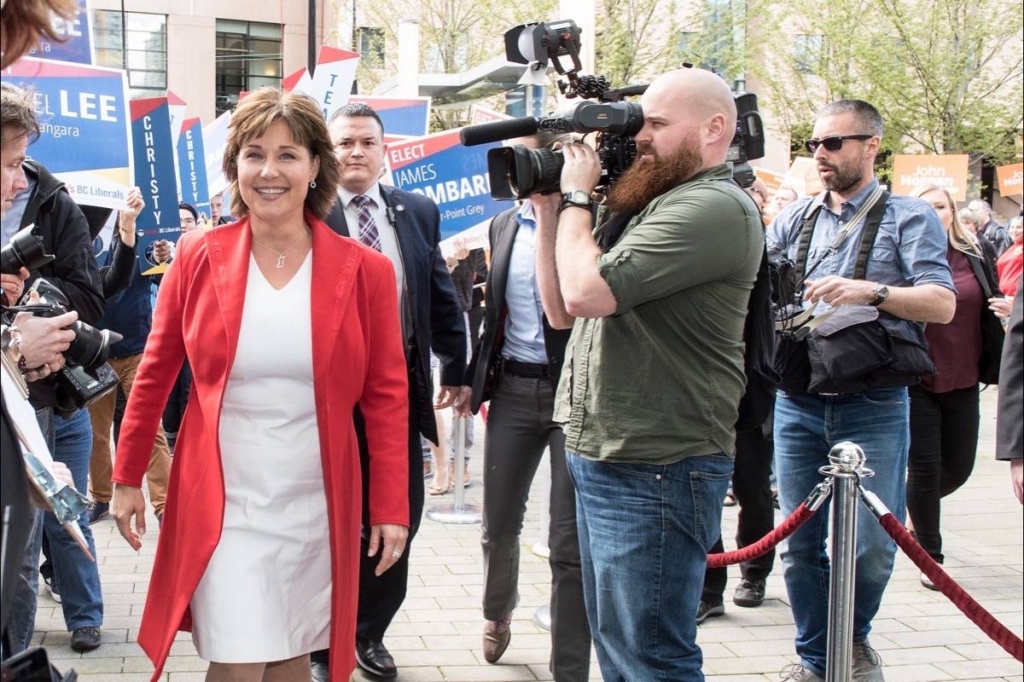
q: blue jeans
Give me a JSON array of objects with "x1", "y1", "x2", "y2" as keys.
[
  {"x1": 567, "y1": 452, "x2": 733, "y2": 682},
  {"x1": 15, "y1": 409, "x2": 104, "y2": 639},
  {"x1": 774, "y1": 388, "x2": 909, "y2": 676}
]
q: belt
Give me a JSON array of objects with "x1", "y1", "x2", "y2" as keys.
[{"x1": 501, "y1": 358, "x2": 550, "y2": 379}]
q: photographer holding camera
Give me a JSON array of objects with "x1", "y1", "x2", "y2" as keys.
[
  {"x1": 532, "y1": 67, "x2": 763, "y2": 681},
  {"x1": 1, "y1": 81, "x2": 106, "y2": 654}
]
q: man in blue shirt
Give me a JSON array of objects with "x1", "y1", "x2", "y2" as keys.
[{"x1": 767, "y1": 99, "x2": 955, "y2": 682}]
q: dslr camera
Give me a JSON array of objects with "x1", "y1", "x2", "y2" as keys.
[
  {"x1": 2, "y1": 225, "x2": 121, "y2": 411},
  {"x1": 460, "y1": 19, "x2": 766, "y2": 199}
]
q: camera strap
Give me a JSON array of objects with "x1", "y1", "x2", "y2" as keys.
[{"x1": 597, "y1": 209, "x2": 639, "y2": 252}]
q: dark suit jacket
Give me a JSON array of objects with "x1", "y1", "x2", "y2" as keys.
[
  {"x1": 325, "y1": 184, "x2": 467, "y2": 444},
  {"x1": 465, "y1": 206, "x2": 571, "y2": 414},
  {"x1": 996, "y1": 280, "x2": 1022, "y2": 462}
]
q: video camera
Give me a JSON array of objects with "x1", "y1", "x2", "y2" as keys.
[
  {"x1": 2, "y1": 225, "x2": 121, "y2": 410},
  {"x1": 459, "y1": 19, "x2": 765, "y2": 199}
]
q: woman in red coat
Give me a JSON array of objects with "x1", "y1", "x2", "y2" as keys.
[{"x1": 110, "y1": 88, "x2": 410, "y2": 682}]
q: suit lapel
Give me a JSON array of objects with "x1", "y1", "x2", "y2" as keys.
[
  {"x1": 204, "y1": 221, "x2": 251, "y2": 376},
  {"x1": 309, "y1": 213, "x2": 363, "y2": 382},
  {"x1": 324, "y1": 199, "x2": 352, "y2": 238},
  {"x1": 380, "y1": 185, "x2": 419, "y2": 317},
  {"x1": 490, "y1": 210, "x2": 519, "y2": 314}
]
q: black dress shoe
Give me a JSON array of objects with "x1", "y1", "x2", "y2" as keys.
[
  {"x1": 310, "y1": 659, "x2": 330, "y2": 682},
  {"x1": 355, "y1": 639, "x2": 398, "y2": 679}
]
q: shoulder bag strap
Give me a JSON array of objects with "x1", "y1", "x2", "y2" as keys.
[{"x1": 852, "y1": 190, "x2": 890, "y2": 281}]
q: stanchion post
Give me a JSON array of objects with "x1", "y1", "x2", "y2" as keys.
[
  {"x1": 823, "y1": 442, "x2": 871, "y2": 682},
  {"x1": 426, "y1": 415, "x2": 483, "y2": 524},
  {"x1": 532, "y1": 447, "x2": 551, "y2": 560}
]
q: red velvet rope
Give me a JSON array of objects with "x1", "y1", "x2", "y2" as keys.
[
  {"x1": 877, "y1": 513, "x2": 1023, "y2": 663},
  {"x1": 707, "y1": 502, "x2": 816, "y2": 569}
]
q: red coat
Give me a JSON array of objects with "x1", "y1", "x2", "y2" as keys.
[{"x1": 112, "y1": 215, "x2": 410, "y2": 680}]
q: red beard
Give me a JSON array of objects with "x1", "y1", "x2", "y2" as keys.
[{"x1": 605, "y1": 141, "x2": 704, "y2": 214}]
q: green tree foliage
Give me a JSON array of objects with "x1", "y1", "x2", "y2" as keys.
[
  {"x1": 747, "y1": 0, "x2": 1022, "y2": 165},
  {"x1": 594, "y1": 0, "x2": 682, "y2": 86}
]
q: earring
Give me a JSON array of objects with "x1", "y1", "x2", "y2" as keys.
[{"x1": 309, "y1": 180, "x2": 317, "y2": 189}]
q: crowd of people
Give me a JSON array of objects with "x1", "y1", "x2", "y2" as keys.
[{"x1": 2, "y1": 4, "x2": 1023, "y2": 680}]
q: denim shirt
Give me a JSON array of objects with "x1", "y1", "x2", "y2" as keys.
[{"x1": 767, "y1": 179, "x2": 955, "y2": 304}]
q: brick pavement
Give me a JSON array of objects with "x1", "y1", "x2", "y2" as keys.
[{"x1": 29, "y1": 388, "x2": 1023, "y2": 681}]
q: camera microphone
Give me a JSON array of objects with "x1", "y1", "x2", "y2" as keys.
[{"x1": 460, "y1": 117, "x2": 540, "y2": 147}]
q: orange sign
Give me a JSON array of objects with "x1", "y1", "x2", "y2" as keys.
[
  {"x1": 996, "y1": 163, "x2": 1024, "y2": 196},
  {"x1": 753, "y1": 167, "x2": 785, "y2": 196},
  {"x1": 785, "y1": 157, "x2": 823, "y2": 196},
  {"x1": 891, "y1": 154, "x2": 970, "y2": 201}
]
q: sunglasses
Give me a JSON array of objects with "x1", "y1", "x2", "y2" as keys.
[{"x1": 804, "y1": 134, "x2": 874, "y2": 154}]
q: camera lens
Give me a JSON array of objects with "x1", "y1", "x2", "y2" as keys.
[
  {"x1": 0, "y1": 225, "x2": 56, "y2": 275},
  {"x1": 64, "y1": 321, "x2": 122, "y2": 370}
]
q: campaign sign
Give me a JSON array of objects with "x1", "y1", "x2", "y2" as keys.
[
  {"x1": 177, "y1": 118, "x2": 211, "y2": 219},
  {"x1": 27, "y1": 0, "x2": 93, "y2": 65},
  {"x1": 892, "y1": 154, "x2": 970, "y2": 201},
  {"x1": 282, "y1": 67, "x2": 314, "y2": 94},
  {"x1": 4, "y1": 57, "x2": 132, "y2": 209},
  {"x1": 308, "y1": 46, "x2": 360, "y2": 120},
  {"x1": 386, "y1": 130, "x2": 505, "y2": 240},
  {"x1": 203, "y1": 110, "x2": 232, "y2": 197},
  {"x1": 469, "y1": 106, "x2": 511, "y2": 125},
  {"x1": 350, "y1": 96, "x2": 431, "y2": 137},
  {"x1": 996, "y1": 163, "x2": 1024, "y2": 197},
  {"x1": 131, "y1": 98, "x2": 181, "y2": 266}
]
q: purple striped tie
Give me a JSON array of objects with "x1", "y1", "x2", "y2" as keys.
[{"x1": 352, "y1": 194, "x2": 382, "y2": 251}]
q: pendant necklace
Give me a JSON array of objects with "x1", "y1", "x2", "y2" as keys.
[{"x1": 252, "y1": 230, "x2": 308, "y2": 268}]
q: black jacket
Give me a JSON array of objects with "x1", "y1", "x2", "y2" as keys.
[
  {"x1": 15, "y1": 161, "x2": 104, "y2": 410},
  {"x1": 465, "y1": 206, "x2": 570, "y2": 414},
  {"x1": 324, "y1": 185, "x2": 466, "y2": 444}
]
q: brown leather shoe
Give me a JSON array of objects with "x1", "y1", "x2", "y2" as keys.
[{"x1": 482, "y1": 615, "x2": 512, "y2": 663}]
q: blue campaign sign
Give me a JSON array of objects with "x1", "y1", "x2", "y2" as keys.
[
  {"x1": 386, "y1": 130, "x2": 506, "y2": 240},
  {"x1": 203, "y1": 111, "x2": 232, "y2": 197},
  {"x1": 131, "y1": 98, "x2": 181, "y2": 266},
  {"x1": 177, "y1": 117, "x2": 211, "y2": 220},
  {"x1": 27, "y1": 0, "x2": 93, "y2": 65},
  {"x1": 4, "y1": 57, "x2": 132, "y2": 209},
  {"x1": 351, "y1": 96, "x2": 430, "y2": 137}
]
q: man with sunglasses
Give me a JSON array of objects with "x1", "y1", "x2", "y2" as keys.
[{"x1": 766, "y1": 100, "x2": 955, "y2": 682}]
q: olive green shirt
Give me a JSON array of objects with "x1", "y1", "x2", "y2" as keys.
[{"x1": 554, "y1": 164, "x2": 763, "y2": 464}]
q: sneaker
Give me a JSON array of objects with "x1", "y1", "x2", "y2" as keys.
[
  {"x1": 733, "y1": 578, "x2": 766, "y2": 607},
  {"x1": 780, "y1": 663, "x2": 825, "y2": 682},
  {"x1": 42, "y1": 574, "x2": 61, "y2": 603},
  {"x1": 852, "y1": 640, "x2": 884, "y2": 682},
  {"x1": 695, "y1": 600, "x2": 725, "y2": 625},
  {"x1": 87, "y1": 501, "x2": 109, "y2": 525},
  {"x1": 70, "y1": 626, "x2": 101, "y2": 652}
]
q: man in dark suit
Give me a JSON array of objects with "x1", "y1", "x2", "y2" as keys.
[
  {"x1": 312, "y1": 102, "x2": 468, "y2": 680},
  {"x1": 462, "y1": 131, "x2": 591, "y2": 680},
  {"x1": 996, "y1": 280, "x2": 1022, "y2": 503}
]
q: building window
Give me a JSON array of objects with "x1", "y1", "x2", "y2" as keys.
[
  {"x1": 216, "y1": 20, "x2": 282, "y2": 116},
  {"x1": 794, "y1": 34, "x2": 824, "y2": 75},
  {"x1": 93, "y1": 10, "x2": 167, "y2": 98},
  {"x1": 356, "y1": 27, "x2": 385, "y2": 67}
]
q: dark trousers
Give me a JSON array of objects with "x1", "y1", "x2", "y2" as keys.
[
  {"x1": 906, "y1": 384, "x2": 980, "y2": 563},
  {"x1": 311, "y1": 388, "x2": 425, "y2": 670},
  {"x1": 702, "y1": 417, "x2": 776, "y2": 605},
  {"x1": 482, "y1": 373, "x2": 591, "y2": 681}
]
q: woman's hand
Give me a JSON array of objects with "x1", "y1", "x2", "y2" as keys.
[
  {"x1": 990, "y1": 296, "x2": 1012, "y2": 320},
  {"x1": 112, "y1": 483, "x2": 147, "y2": 550},
  {"x1": 117, "y1": 186, "x2": 145, "y2": 248},
  {"x1": 368, "y1": 523, "x2": 409, "y2": 576}
]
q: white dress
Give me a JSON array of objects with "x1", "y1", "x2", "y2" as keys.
[{"x1": 190, "y1": 252, "x2": 331, "y2": 662}]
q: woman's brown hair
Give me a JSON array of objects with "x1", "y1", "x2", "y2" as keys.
[{"x1": 1, "y1": 0, "x2": 78, "y2": 69}]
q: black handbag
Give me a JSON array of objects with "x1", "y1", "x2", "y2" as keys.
[
  {"x1": 965, "y1": 252, "x2": 1006, "y2": 384},
  {"x1": 804, "y1": 305, "x2": 936, "y2": 394}
]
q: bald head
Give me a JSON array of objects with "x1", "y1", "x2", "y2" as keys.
[{"x1": 640, "y1": 68, "x2": 737, "y2": 165}]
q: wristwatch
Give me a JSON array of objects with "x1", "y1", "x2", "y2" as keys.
[
  {"x1": 870, "y1": 283, "x2": 890, "y2": 306},
  {"x1": 559, "y1": 190, "x2": 593, "y2": 213}
]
